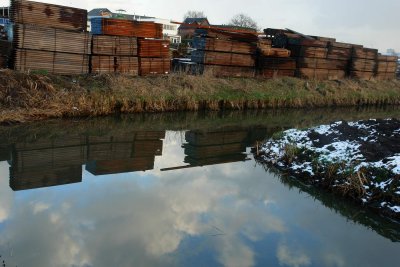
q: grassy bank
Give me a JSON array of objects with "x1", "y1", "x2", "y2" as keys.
[{"x1": 1, "y1": 69, "x2": 400, "y2": 124}]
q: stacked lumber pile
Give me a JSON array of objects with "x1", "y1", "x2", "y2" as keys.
[
  {"x1": 91, "y1": 35, "x2": 139, "y2": 75},
  {"x1": 374, "y1": 54, "x2": 398, "y2": 80},
  {"x1": 0, "y1": 40, "x2": 12, "y2": 68},
  {"x1": 284, "y1": 34, "x2": 348, "y2": 80},
  {"x1": 257, "y1": 38, "x2": 295, "y2": 78},
  {"x1": 91, "y1": 17, "x2": 170, "y2": 76},
  {"x1": 397, "y1": 58, "x2": 400, "y2": 78},
  {"x1": 10, "y1": 0, "x2": 87, "y2": 31},
  {"x1": 138, "y1": 39, "x2": 171, "y2": 75},
  {"x1": 191, "y1": 28, "x2": 257, "y2": 78},
  {"x1": 11, "y1": 0, "x2": 89, "y2": 75},
  {"x1": 91, "y1": 18, "x2": 163, "y2": 39},
  {"x1": 350, "y1": 47, "x2": 378, "y2": 80}
]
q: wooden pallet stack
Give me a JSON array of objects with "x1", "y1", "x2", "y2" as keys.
[
  {"x1": 350, "y1": 47, "x2": 378, "y2": 80},
  {"x1": 374, "y1": 54, "x2": 398, "y2": 80},
  {"x1": 138, "y1": 39, "x2": 171, "y2": 75},
  {"x1": 91, "y1": 35, "x2": 139, "y2": 75},
  {"x1": 397, "y1": 58, "x2": 400, "y2": 78},
  {"x1": 0, "y1": 40, "x2": 12, "y2": 68},
  {"x1": 11, "y1": 0, "x2": 89, "y2": 74},
  {"x1": 91, "y1": 18, "x2": 163, "y2": 38},
  {"x1": 256, "y1": 38, "x2": 295, "y2": 78},
  {"x1": 91, "y1": 17, "x2": 169, "y2": 76},
  {"x1": 284, "y1": 34, "x2": 348, "y2": 80},
  {"x1": 191, "y1": 28, "x2": 258, "y2": 78}
]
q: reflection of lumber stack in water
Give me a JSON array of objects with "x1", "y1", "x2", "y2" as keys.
[
  {"x1": 10, "y1": 136, "x2": 87, "y2": 191},
  {"x1": 0, "y1": 145, "x2": 10, "y2": 162},
  {"x1": 8, "y1": 131, "x2": 166, "y2": 190},
  {"x1": 183, "y1": 130, "x2": 249, "y2": 166},
  {"x1": 85, "y1": 131, "x2": 165, "y2": 175}
]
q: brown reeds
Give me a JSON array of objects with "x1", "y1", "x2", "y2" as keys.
[{"x1": 1, "y1": 69, "x2": 400, "y2": 124}]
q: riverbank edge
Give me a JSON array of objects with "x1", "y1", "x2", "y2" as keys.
[
  {"x1": 1, "y1": 69, "x2": 400, "y2": 124},
  {"x1": 253, "y1": 119, "x2": 400, "y2": 221}
]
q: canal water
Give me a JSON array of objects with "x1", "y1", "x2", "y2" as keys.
[{"x1": 0, "y1": 108, "x2": 399, "y2": 267}]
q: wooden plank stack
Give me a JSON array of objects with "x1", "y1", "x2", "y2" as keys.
[
  {"x1": 191, "y1": 28, "x2": 257, "y2": 78},
  {"x1": 349, "y1": 47, "x2": 378, "y2": 80},
  {"x1": 91, "y1": 16, "x2": 170, "y2": 76},
  {"x1": 257, "y1": 38, "x2": 295, "y2": 78},
  {"x1": 397, "y1": 58, "x2": 400, "y2": 78},
  {"x1": 285, "y1": 35, "x2": 348, "y2": 80},
  {"x1": 138, "y1": 39, "x2": 171, "y2": 75},
  {"x1": 91, "y1": 35, "x2": 139, "y2": 75},
  {"x1": 11, "y1": 0, "x2": 89, "y2": 75},
  {"x1": 0, "y1": 40, "x2": 12, "y2": 68},
  {"x1": 91, "y1": 18, "x2": 163, "y2": 39},
  {"x1": 374, "y1": 54, "x2": 398, "y2": 80},
  {"x1": 10, "y1": 0, "x2": 87, "y2": 31}
]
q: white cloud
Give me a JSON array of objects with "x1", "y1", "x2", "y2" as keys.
[{"x1": 277, "y1": 243, "x2": 311, "y2": 267}]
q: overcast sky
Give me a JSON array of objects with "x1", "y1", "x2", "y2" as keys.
[{"x1": 1, "y1": 0, "x2": 399, "y2": 52}]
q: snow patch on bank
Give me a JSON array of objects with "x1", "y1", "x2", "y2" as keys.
[{"x1": 258, "y1": 119, "x2": 400, "y2": 216}]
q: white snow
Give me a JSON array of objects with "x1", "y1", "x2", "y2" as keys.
[{"x1": 259, "y1": 119, "x2": 400, "y2": 215}]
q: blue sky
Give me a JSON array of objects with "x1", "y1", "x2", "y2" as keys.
[{"x1": 1, "y1": 0, "x2": 399, "y2": 52}]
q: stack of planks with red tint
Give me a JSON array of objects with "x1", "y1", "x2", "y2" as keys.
[
  {"x1": 91, "y1": 35, "x2": 139, "y2": 75},
  {"x1": 11, "y1": 0, "x2": 89, "y2": 75},
  {"x1": 91, "y1": 16, "x2": 170, "y2": 76},
  {"x1": 256, "y1": 38, "x2": 295, "y2": 78},
  {"x1": 283, "y1": 34, "x2": 349, "y2": 80},
  {"x1": 191, "y1": 28, "x2": 258, "y2": 78},
  {"x1": 138, "y1": 39, "x2": 171, "y2": 75},
  {"x1": 374, "y1": 54, "x2": 398, "y2": 80},
  {"x1": 350, "y1": 47, "x2": 378, "y2": 80},
  {"x1": 91, "y1": 18, "x2": 163, "y2": 38}
]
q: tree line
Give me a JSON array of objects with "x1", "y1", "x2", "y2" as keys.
[{"x1": 183, "y1": 11, "x2": 259, "y2": 31}]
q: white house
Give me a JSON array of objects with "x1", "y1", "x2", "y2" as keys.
[{"x1": 138, "y1": 17, "x2": 181, "y2": 44}]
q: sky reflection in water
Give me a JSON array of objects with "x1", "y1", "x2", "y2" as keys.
[{"x1": 0, "y1": 110, "x2": 399, "y2": 267}]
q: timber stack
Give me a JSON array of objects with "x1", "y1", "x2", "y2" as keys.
[
  {"x1": 269, "y1": 29, "x2": 349, "y2": 80},
  {"x1": 398, "y1": 58, "x2": 400, "y2": 78},
  {"x1": 191, "y1": 28, "x2": 258, "y2": 78},
  {"x1": 138, "y1": 39, "x2": 171, "y2": 75},
  {"x1": 91, "y1": 17, "x2": 170, "y2": 75},
  {"x1": 375, "y1": 54, "x2": 398, "y2": 80},
  {"x1": 10, "y1": 0, "x2": 90, "y2": 75},
  {"x1": 91, "y1": 35, "x2": 139, "y2": 75},
  {"x1": 256, "y1": 38, "x2": 295, "y2": 78},
  {"x1": 350, "y1": 47, "x2": 378, "y2": 80},
  {"x1": 265, "y1": 28, "x2": 399, "y2": 80},
  {"x1": 0, "y1": 40, "x2": 12, "y2": 68}
]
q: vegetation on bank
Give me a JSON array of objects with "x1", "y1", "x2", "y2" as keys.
[
  {"x1": 255, "y1": 119, "x2": 400, "y2": 220},
  {"x1": 1, "y1": 69, "x2": 400, "y2": 124}
]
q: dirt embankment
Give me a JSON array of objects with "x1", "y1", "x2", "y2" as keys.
[
  {"x1": 255, "y1": 119, "x2": 400, "y2": 221},
  {"x1": 1, "y1": 69, "x2": 400, "y2": 124}
]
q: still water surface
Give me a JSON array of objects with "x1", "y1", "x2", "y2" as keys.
[{"x1": 0, "y1": 109, "x2": 399, "y2": 267}]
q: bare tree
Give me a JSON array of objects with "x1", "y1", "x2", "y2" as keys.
[
  {"x1": 183, "y1": 10, "x2": 206, "y2": 20},
  {"x1": 228, "y1": 13, "x2": 259, "y2": 31}
]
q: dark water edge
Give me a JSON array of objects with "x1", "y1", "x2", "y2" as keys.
[{"x1": 0, "y1": 107, "x2": 399, "y2": 267}]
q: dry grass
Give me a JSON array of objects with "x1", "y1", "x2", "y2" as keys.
[{"x1": 1, "y1": 69, "x2": 400, "y2": 124}]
